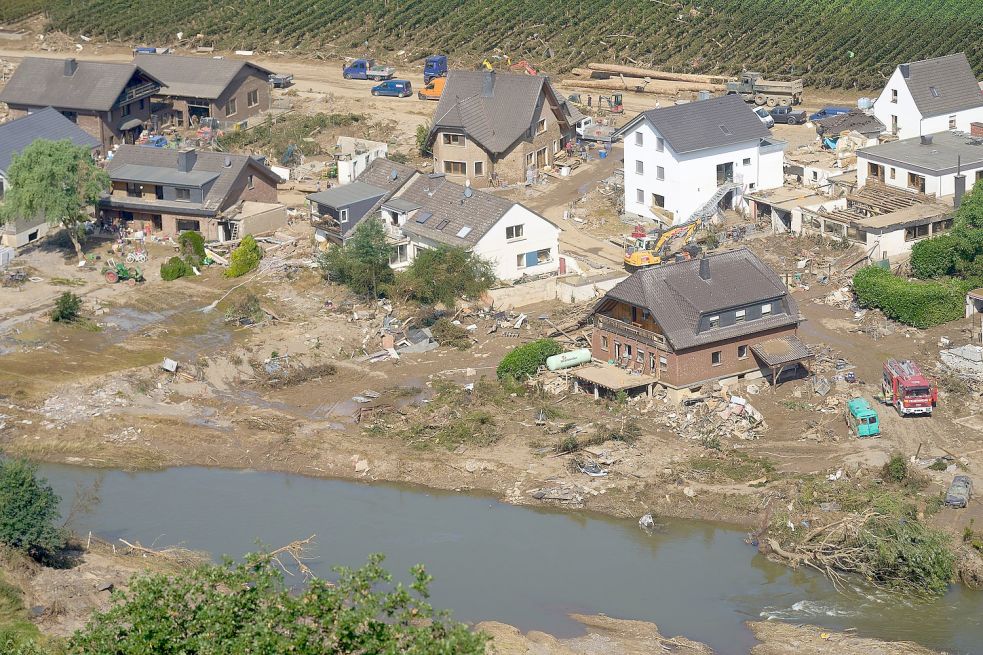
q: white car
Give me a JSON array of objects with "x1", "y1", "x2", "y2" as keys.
[{"x1": 754, "y1": 106, "x2": 775, "y2": 128}]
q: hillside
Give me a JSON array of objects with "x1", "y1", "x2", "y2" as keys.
[{"x1": 5, "y1": 0, "x2": 983, "y2": 89}]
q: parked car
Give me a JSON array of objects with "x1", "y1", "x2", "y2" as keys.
[
  {"x1": 769, "y1": 106, "x2": 807, "y2": 125},
  {"x1": 945, "y1": 475, "x2": 973, "y2": 508},
  {"x1": 809, "y1": 106, "x2": 851, "y2": 122},
  {"x1": 418, "y1": 77, "x2": 446, "y2": 101},
  {"x1": 753, "y1": 106, "x2": 775, "y2": 128},
  {"x1": 372, "y1": 80, "x2": 412, "y2": 98}
]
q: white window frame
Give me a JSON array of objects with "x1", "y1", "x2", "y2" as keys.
[
  {"x1": 656, "y1": 166, "x2": 664, "y2": 181},
  {"x1": 516, "y1": 253, "x2": 527, "y2": 269},
  {"x1": 890, "y1": 89, "x2": 898, "y2": 104},
  {"x1": 506, "y1": 224, "x2": 524, "y2": 241},
  {"x1": 743, "y1": 157, "x2": 751, "y2": 166},
  {"x1": 443, "y1": 160, "x2": 466, "y2": 175},
  {"x1": 635, "y1": 160, "x2": 644, "y2": 175},
  {"x1": 737, "y1": 345, "x2": 748, "y2": 359},
  {"x1": 339, "y1": 208, "x2": 349, "y2": 224},
  {"x1": 226, "y1": 98, "x2": 237, "y2": 116},
  {"x1": 761, "y1": 303, "x2": 772, "y2": 316},
  {"x1": 474, "y1": 160, "x2": 484, "y2": 176},
  {"x1": 711, "y1": 350, "x2": 722, "y2": 366},
  {"x1": 442, "y1": 133, "x2": 465, "y2": 147},
  {"x1": 635, "y1": 131, "x2": 643, "y2": 146},
  {"x1": 656, "y1": 136, "x2": 665, "y2": 152},
  {"x1": 636, "y1": 188, "x2": 645, "y2": 203},
  {"x1": 708, "y1": 315, "x2": 719, "y2": 329},
  {"x1": 536, "y1": 118, "x2": 546, "y2": 135},
  {"x1": 247, "y1": 89, "x2": 259, "y2": 107},
  {"x1": 735, "y1": 309, "x2": 746, "y2": 323}
]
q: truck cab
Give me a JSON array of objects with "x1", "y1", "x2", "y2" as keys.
[
  {"x1": 418, "y1": 77, "x2": 445, "y2": 100},
  {"x1": 423, "y1": 55, "x2": 448, "y2": 84},
  {"x1": 343, "y1": 59, "x2": 373, "y2": 79},
  {"x1": 846, "y1": 398, "x2": 880, "y2": 437}
]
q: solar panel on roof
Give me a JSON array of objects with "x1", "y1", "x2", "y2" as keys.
[
  {"x1": 435, "y1": 219, "x2": 450, "y2": 230},
  {"x1": 415, "y1": 211, "x2": 433, "y2": 224},
  {"x1": 456, "y1": 226, "x2": 472, "y2": 238}
]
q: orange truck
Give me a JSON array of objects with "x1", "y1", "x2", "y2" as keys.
[{"x1": 418, "y1": 77, "x2": 445, "y2": 101}]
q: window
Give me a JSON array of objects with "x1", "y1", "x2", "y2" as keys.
[
  {"x1": 247, "y1": 174, "x2": 254, "y2": 189},
  {"x1": 891, "y1": 115, "x2": 898, "y2": 135},
  {"x1": 761, "y1": 303, "x2": 772, "y2": 316},
  {"x1": 635, "y1": 160, "x2": 644, "y2": 175},
  {"x1": 743, "y1": 157, "x2": 751, "y2": 166},
  {"x1": 635, "y1": 131, "x2": 643, "y2": 146},
  {"x1": 536, "y1": 118, "x2": 546, "y2": 135},
  {"x1": 126, "y1": 183, "x2": 142, "y2": 198},
  {"x1": 516, "y1": 253, "x2": 527, "y2": 269},
  {"x1": 656, "y1": 166, "x2": 665, "y2": 181},
  {"x1": 176, "y1": 219, "x2": 200, "y2": 232},
  {"x1": 443, "y1": 160, "x2": 466, "y2": 175},
  {"x1": 506, "y1": 224, "x2": 524, "y2": 240},
  {"x1": 389, "y1": 243, "x2": 408, "y2": 265},
  {"x1": 139, "y1": 98, "x2": 145, "y2": 110},
  {"x1": 637, "y1": 349, "x2": 644, "y2": 364},
  {"x1": 601, "y1": 336, "x2": 609, "y2": 351},
  {"x1": 659, "y1": 356, "x2": 668, "y2": 371},
  {"x1": 649, "y1": 353, "x2": 656, "y2": 369},
  {"x1": 933, "y1": 218, "x2": 953, "y2": 233},
  {"x1": 525, "y1": 152, "x2": 534, "y2": 167},
  {"x1": 474, "y1": 161, "x2": 484, "y2": 176},
  {"x1": 553, "y1": 140, "x2": 559, "y2": 153},
  {"x1": 907, "y1": 172, "x2": 926, "y2": 193},
  {"x1": 889, "y1": 167, "x2": 895, "y2": 180},
  {"x1": 929, "y1": 86, "x2": 940, "y2": 98},
  {"x1": 636, "y1": 188, "x2": 645, "y2": 204},
  {"x1": 174, "y1": 112, "x2": 184, "y2": 127},
  {"x1": 624, "y1": 344, "x2": 632, "y2": 359},
  {"x1": 442, "y1": 133, "x2": 464, "y2": 146},
  {"x1": 536, "y1": 248, "x2": 552, "y2": 264},
  {"x1": 708, "y1": 315, "x2": 719, "y2": 329},
  {"x1": 904, "y1": 224, "x2": 930, "y2": 241},
  {"x1": 711, "y1": 351, "x2": 722, "y2": 366},
  {"x1": 175, "y1": 187, "x2": 191, "y2": 201},
  {"x1": 652, "y1": 193, "x2": 665, "y2": 208},
  {"x1": 247, "y1": 89, "x2": 259, "y2": 107},
  {"x1": 890, "y1": 89, "x2": 898, "y2": 103},
  {"x1": 120, "y1": 103, "x2": 131, "y2": 118},
  {"x1": 656, "y1": 137, "x2": 664, "y2": 152},
  {"x1": 738, "y1": 345, "x2": 748, "y2": 359},
  {"x1": 226, "y1": 98, "x2": 237, "y2": 116},
  {"x1": 339, "y1": 208, "x2": 349, "y2": 223},
  {"x1": 949, "y1": 115, "x2": 957, "y2": 130},
  {"x1": 735, "y1": 309, "x2": 746, "y2": 323}
]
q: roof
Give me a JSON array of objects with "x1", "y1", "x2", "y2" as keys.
[
  {"x1": 751, "y1": 335, "x2": 813, "y2": 367},
  {"x1": 745, "y1": 187, "x2": 829, "y2": 212},
  {"x1": 816, "y1": 110, "x2": 885, "y2": 136},
  {"x1": 428, "y1": 71, "x2": 579, "y2": 154},
  {"x1": 383, "y1": 197, "x2": 422, "y2": 212},
  {"x1": 857, "y1": 130, "x2": 983, "y2": 175},
  {"x1": 0, "y1": 58, "x2": 161, "y2": 111},
  {"x1": 896, "y1": 53, "x2": 983, "y2": 118},
  {"x1": 132, "y1": 54, "x2": 272, "y2": 100},
  {"x1": 968, "y1": 288, "x2": 983, "y2": 301},
  {"x1": 619, "y1": 94, "x2": 771, "y2": 154},
  {"x1": 571, "y1": 365, "x2": 658, "y2": 391},
  {"x1": 601, "y1": 248, "x2": 797, "y2": 350},
  {"x1": 307, "y1": 181, "x2": 387, "y2": 208},
  {"x1": 103, "y1": 145, "x2": 280, "y2": 213},
  {"x1": 0, "y1": 107, "x2": 100, "y2": 172}
]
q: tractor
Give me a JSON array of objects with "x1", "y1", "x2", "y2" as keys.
[{"x1": 102, "y1": 260, "x2": 144, "y2": 285}]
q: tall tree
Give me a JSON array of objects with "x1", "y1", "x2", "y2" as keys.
[
  {"x1": 0, "y1": 459, "x2": 65, "y2": 559},
  {"x1": 0, "y1": 139, "x2": 109, "y2": 262},
  {"x1": 318, "y1": 219, "x2": 394, "y2": 297},
  {"x1": 397, "y1": 245, "x2": 496, "y2": 307}
]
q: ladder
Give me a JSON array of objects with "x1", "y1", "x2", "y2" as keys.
[
  {"x1": 228, "y1": 221, "x2": 241, "y2": 241},
  {"x1": 685, "y1": 182, "x2": 742, "y2": 225}
]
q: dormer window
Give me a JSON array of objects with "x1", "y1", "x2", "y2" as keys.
[
  {"x1": 761, "y1": 303, "x2": 772, "y2": 316},
  {"x1": 175, "y1": 188, "x2": 191, "y2": 201},
  {"x1": 708, "y1": 315, "x2": 719, "y2": 329},
  {"x1": 735, "y1": 309, "x2": 746, "y2": 323}
]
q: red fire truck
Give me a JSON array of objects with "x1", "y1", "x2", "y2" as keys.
[{"x1": 881, "y1": 359, "x2": 937, "y2": 416}]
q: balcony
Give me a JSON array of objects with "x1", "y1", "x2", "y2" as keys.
[
  {"x1": 116, "y1": 82, "x2": 161, "y2": 107},
  {"x1": 594, "y1": 314, "x2": 668, "y2": 349}
]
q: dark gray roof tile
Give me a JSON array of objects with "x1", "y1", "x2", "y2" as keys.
[
  {"x1": 0, "y1": 58, "x2": 161, "y2": 112},
  {"x1": 899, "y1": 53, "x2": 983, "y2": 118},
  {"x1": 132, "y1": 54, "x2": 272, "y2": 100},
  {"x1": 0, "y1": 107, "x2": 100, "y2": 172}
]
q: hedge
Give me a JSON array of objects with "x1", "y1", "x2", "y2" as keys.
[
  {"x1": 910, "y1": 234, "x2": 959, "y2": 279},
  {"x1": 496, "y1": 339, "x2": 564, "y2": 380},
  {"x1": 852, "y1": 266, "x2": 967, "y2": 328}
]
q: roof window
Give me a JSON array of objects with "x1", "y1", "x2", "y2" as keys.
[
  {"x1": 929, "y1": 86, "x2": 940, "y2": 97},
  {"x1": 415, "y1": 211, "x2": 433, "y2": 224},
  {"x1": 719, "y1": 125, "x2": 732, "y2": 135},
  {"x1": 456, "y1": 226, "x2": 472, "y2": 238}
]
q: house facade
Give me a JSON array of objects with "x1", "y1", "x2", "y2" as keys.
[
  {"x1": 619, "y1": 94, "x2": 785, "y2": 226},
  {"x1": 132, "y1": 54, "x2": 273, "y2": 128},
  {"x1": 0, "y1": 58, "x2": 162, "y2": 152},
  {"x1": 334, "y1": 137, "x2": 389, "y2": 185},
  {"x1": 857, "y1": 129, "x2": 983, "y2": 198},
  {"x1": 426, "y1": 70, "x2": 583, "y2": 188},
  {"x1": 589, "y1": 248, "x2": 807, "y2": 396},
  {"x1": 872, "y1": 54, "x2": 983, "y2": 139},
  {"x1": 98, "y1": 146, "x2": 282, "y2": 240}
]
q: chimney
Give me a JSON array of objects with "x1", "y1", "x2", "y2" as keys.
[
  {"x1": 698, "y1": 254, "x2": 710, "y2": 281},
  {"x1": 899, "y1": 63, "x2": 910, "y2": 79},
  {"x1": 176, "y1": 148, "x2": 197, "y2": 173},
  {"x1": 920, "y1": 134, "x2": 933, "y2": 145},
  {"x1": 955, "y1": 173, "x2": 966, "y2": 208},
  {"x1": 971, "y1": 122, "x2": 983, "y2": 137},
  {"x1": 64, "y1": 58, "x2": 78, "y2": 76},
  {"x1": 481, "y1": 69, "x2": 496, "y2": 98}
]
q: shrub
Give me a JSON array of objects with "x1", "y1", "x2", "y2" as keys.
[
  {"x1": 317, "y1": 220, "x2": 392, "y2": 296},
  {"x1": 50, "y1": 291, "x2": 82, "y2": 322},
  {"x1": 178, "y1": 231, "x2": 206, "y2": 266},
  {"x1": 910, "y1": 234, "x2": 959, "y2": 278},
  {"x1": 0, "y1": 459, "x2": 65, "y2": 558},
  {"x1": 496, "y1": 339, "x2": 564, "y2": 381},
  {"x1": 160, "y1": 256, "x2": 193, "y2": 281},
  {"x1": 394, "y1": 246, "x2": 495, "y2": 307},
  {"x1": 852, "y1": 266, "x2": 967, "y2": 327},
  {"x1": 416, "y1": 123, "x2": 430, "y2": 156},
  {"x1": 883, "y1": 453, "x2": 908, "y2": 483},
  {"x1": 431, "y1": 318, "x2": 472, "y2": 350},
  {"x1": 225, "y1": 234, "x2": 262, "y2": 278}
]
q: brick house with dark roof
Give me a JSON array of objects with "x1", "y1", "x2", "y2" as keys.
[
  {"x1": 98, "y1": 145, "x2": 282, "y2": 240},
  {"x1": 589, "y1": 248, "x2": 810, "y2": 395},
  {"x1": 0, "y1": 57, "x2": 164, "y2": 152},
  {"x1": 426, "y1": 70, "x2": 583, "y2": 187}
]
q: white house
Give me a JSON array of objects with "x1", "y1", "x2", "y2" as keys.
[
  {"x1": 872, "y1": 53, "x2": 983, "y2": 140},
  {"x1": 857, "y1": 130, "x2": 983, "y2": 198},
  {"x1": 378, "y1": 173, "x2": 561, "y2": 281},
  {"x1": 334, "y1": 137, "x2": 388, "y2": 185},
  {"x1": 617, "y1": 94, "x2": 786, "y2": 226}
]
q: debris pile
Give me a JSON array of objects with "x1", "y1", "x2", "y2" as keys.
[
  {"x1": 41, "y1": 382, "x2": 131, "y2": 426},
  {"x1": 940, "y1": 345, "x2": 983, "y2": 382},
  {"x1": 661, "y1": 391, "x2": 766, "y2": 441}
]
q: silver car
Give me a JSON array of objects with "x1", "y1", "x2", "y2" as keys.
[
  {"x1": 753, "y1": 106, "x2": 775, "y2": 128},
  {"x1": 945, "y1": 475, "x2": 973, "y2": 508}
]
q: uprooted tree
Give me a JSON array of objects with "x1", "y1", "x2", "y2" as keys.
[{"x1": 0, "y1": 139, "x2": 109, "y2": 263}]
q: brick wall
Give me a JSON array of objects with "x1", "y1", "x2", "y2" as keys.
[
  {"x1": 221, "y1": 166, "x2": 279, "y2": 211},
  {"x1": 432, "y1": 130, "x2": 491, "y2": 187}
]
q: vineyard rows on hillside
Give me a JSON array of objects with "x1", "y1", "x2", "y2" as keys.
[{"x1": 6, "y1": 0, "x2": 983, "y2": 88}]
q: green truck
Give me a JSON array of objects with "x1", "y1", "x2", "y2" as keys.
[{"x1": 846, "y1": 397, "x2": 880, "y2": 438}]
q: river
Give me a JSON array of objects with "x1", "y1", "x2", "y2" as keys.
[{"x1": 40, "y1": 465, "x2": 983, "y2": 655}]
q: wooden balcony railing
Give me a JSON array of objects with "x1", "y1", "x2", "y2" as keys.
[{"x1": 594, "y1": 314, "x2": 668, "y2": 349}]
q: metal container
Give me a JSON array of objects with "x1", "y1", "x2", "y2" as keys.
[{"x1": 546, "y1": 348, "x2": 592, "y2": 371}]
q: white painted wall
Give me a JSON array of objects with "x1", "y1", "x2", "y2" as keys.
[
  {"x1": 622, "y1": 118, "x2": 784, "y2": 225},
  {"x1": 336, "y1": 142, "x2": 388, "y2": 185},
  {"x1": 873, "y1": 67, "x2": 983, "y2": 139},
  {"x1": 472, "y1": 204, "x2": 561, "y2": 281},
  {"x1": 857, "y1": 154, "x2": 983, "y2": 197}
]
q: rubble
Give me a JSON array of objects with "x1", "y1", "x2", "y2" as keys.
[
  {"x1": 940, "y1": 345, "x2": 983, "y2": 382},
  {"x1": 655, "y1": 389, "x2": 767, "y2": 441}
]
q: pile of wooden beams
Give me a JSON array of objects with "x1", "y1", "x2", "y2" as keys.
[{"x1": 562, "y1": 62, "x2": 734, "y2": 95}]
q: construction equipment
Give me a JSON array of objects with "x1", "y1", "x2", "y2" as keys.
[
  {"x1": 598, "y1": 93, "x2": 624, "y2": 114},
  {"x1": 623, "y1": 222, "x2": 699, "y2": 272},
  {"x1": 480, "y1": 54, "x2": 511, "y2": 71},
  {"x1": 845, "y1": 397, "x2": 880, "y2": 437},
  {"x1": 509, "y1": 59, "x2": 537, "y2": 76},
  {"x1": 102, "y1": 260, "x2": 144, "y2": 285},
  {"x1": 726, "y1": 71, "x2": 803, "y2": 106},
  {"x1": 880, "y1": 359, "x2": 937, "y2": 416}
]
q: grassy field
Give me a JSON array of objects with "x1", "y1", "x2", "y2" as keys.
[{"x1": 2, "y1": 0, "x2": 975, "y2": 88}]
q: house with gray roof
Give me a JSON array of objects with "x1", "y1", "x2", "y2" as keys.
[
  {"x1": 616, "y1": 94, "x2": 786, "y2": 226},
  {"x1": 872, "y1": 53, "x2": 983, "y2": 140},
  {"x1": 857, "y1": 129, "x2": 983, "y2": 199},
  {"x1": 132, "y1": 54, "x2": 274, "y2": 128},
  {"x1": 426, "y1": 70, "x2": 583, "y2": 187},
  {"x1": 0, "y1": 107, "x2": 101, "y2": 248},
  {"x1": 0, "y1": 57, "x2": 164, "y2": 151},
  {"x1": 589, "y1": 247, "x2": 807, "y2": 397},
  {"x1": 98, "y1": 145, "x2": 283, "y2": 241}
]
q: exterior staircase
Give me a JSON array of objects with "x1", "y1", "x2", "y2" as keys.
[{"x1": 685, "y1": 182, "x2": 742, "y2": 225}]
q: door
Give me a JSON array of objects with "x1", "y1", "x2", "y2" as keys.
[
  {"x1": 716, "y1": 162, "x2": 733, "y2": 185},
  {"x1": 535, "y1": 147, "x2": 547, "y2": 168}
]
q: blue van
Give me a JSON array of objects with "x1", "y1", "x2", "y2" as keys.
[{"x1": 371, "y1": 80, "x2": 412, "y2": 98}]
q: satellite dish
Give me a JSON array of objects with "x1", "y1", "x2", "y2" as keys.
[
  {"x1": 390, "y1": 168, "x2": 398, "y2": 181},
  {"x1": 463, "y1": 186, "x2": 473, "y2": 198}
]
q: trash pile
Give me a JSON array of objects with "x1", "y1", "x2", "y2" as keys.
[
  {"x1": 661, "y1": 390, "x2": 766, "y2": 441},
  {"x1": 939, "y1": 345, "x2": 983, "y2": 382},
  {"x1": 41, "y1": 382, "x2": 132, "y2": 426}
]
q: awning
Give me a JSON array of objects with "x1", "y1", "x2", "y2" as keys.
[
  {"x1": 119, "y1": 117, "x2": 144, "y2": 131},
  {"x1": 751, "y1": 335, "x2": 813, "y2": 368}
]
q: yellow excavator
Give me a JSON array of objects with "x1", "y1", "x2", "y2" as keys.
[{"x1": 623, "y1": 222, "x2": 700, "y2": 272}]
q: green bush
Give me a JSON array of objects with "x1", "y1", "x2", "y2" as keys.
[
  {"x1": 883, "y1": 453, "x2": 908, "y2": 483},
  {"x1": 0, "y1": 459, "x2": 65, "y2": 559},
  {"x1": 178, "y1": 230, "x2": 206, "y2": 266},
  {"x1": 160, "y1": 256, "x2": 193, "y2": 281},
  {"x1": 50, "y1": 291, "x2": 82, "y2": 322},
  {"x1": 496, "y1": 339, "x2": 564, "y2": 381},
  {"x1": 852, "y1": 266, "x2": 968, "y2": 328},
  {"x1": 225, "y1": 234, "x2": 262, "y2": 278},
  {"x1": 910, "y1": 234, "x2": 959, "y2": 278}
]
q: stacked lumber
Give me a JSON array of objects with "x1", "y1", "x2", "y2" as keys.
[{"x1": 562, "y1": 62, "x2": 733, "y2": 95}]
